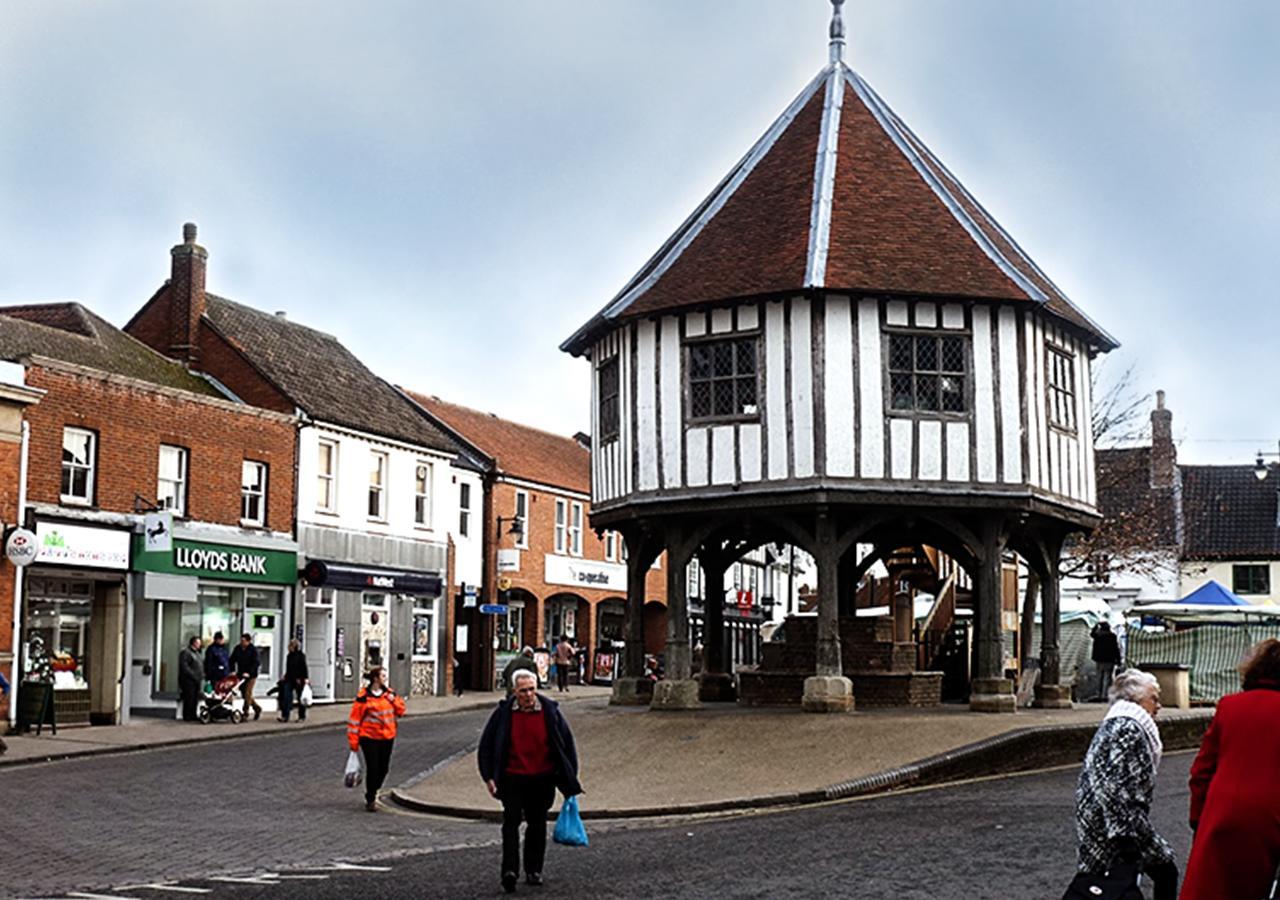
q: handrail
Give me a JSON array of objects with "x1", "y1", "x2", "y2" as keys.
[{"x1": 919, "y1": 569, "x2": 957, "y2": 638}]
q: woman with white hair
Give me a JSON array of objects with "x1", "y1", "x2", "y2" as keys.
[{"x1": 1069, "y1": 668, "x2": 1178, "y2": 899}]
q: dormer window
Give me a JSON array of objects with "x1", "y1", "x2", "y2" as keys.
[
  {"x1": 598, "y1": 358, "x2": 620, "y2": 443},
  {"x1": 687, "y1": 336, "x2": 759, "y2": 423},
  {"x1": 888, "y1": 333, "x2": 968, "y2": 414}
]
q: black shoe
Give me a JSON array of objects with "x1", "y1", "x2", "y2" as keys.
[
  {"x1": 525, "y1": 873, "x2": 543, "y2": 887},
  {"x1": 365, "y1": 800, "x2": 378, "y2": 812},
  {"x1": 501, "y1": 872, "x2": 517, "y2": 893},
  {"x1": 277, "y1": 716, "x2": 288, "y2": 722},
  {"x1": 253, "y1": 706, "x2": 262, "y2": 721}
]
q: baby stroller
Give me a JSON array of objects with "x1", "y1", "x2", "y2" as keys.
[{"x1": 198, "y1": 674, "x2": 247, "y2": 724}]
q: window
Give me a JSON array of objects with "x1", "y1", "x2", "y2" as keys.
[
  {"x1": 554, "y1": 499, "x2": 568, "y2": 554},
  {"x1": 458, "y1": 482, "x2": 471, "y2": 538},
  {"x1": 888, "y1": 332, "x2": 968, "y2": 413},
  {"x1": 604, "y1": 531, "x2": 617, "y2": 562},
  {"x1": 687, "y1": 336, "x2": 759, "y2": 422},
  {"x1": 368, "y1": 451, "x2": 387, "y2": 520},
  {"x1": 317, "y1": 440, "x2": 338, "y2": 513},
  {"x1": 598, "y1": 358, "x2": 620, "y2": 442},
  {"x1": 241, "y1": 461, "x2": 267, "y2": 526},
  {"x1": 570, "y1": 502, "x2": 583, "y2": 556},
  {"x1": 1046, "y1": 346, "x2": 1077, "y2": 432},
  {"x1": 514, "y1": 490, "x2": 529, "y2": 549},
  {"x1": 1233, "y1": 564, "x2": 1270, "y2": 596},
  {"x1": 157, "y1": 445, "x2": 188, "y2": 515},
  {"x1": 61, "y1": 427, "x2": 95, "y2": 504},
  {"x1": 414, "y1": 462, "x2": 432, "y2": 526}
]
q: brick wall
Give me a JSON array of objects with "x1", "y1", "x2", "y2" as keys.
[
  {"x1": 0, "y1": 439, "x2": 17, "y2": 656},
  {"x1": 24, "y1": 365, "x2": 297, "y2": 531}
]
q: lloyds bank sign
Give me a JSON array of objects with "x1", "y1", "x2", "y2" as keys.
[{"x1": 133, "y1": 535, "x2": 298, "y2": 585}]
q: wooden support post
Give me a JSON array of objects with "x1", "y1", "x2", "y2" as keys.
[
  {"x1": 802, "y1": 512, "x2": 854, "y2": 713},
  {"x1": 698, "y1": 553, "x2": 735, "y2": 702},
  {"x1": 970, "y1": 516, "x2": 1015, "y2": 712},
  {"x1": 610, "y1": 534, "x2": 656, "y2": 706},
  {"x1": 1034, "y1": 535, "x2": 1072, "y2": 709},
  {"x1": 652, "y1": 524, "x2": 700, "y2": 710}
]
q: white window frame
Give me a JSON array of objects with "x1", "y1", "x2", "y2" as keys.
[
  {"x1": 368, "y1": 450, "x2": 388, "y2": 521},
  {"x1": 458, "y1": 482, "x2": 472, "y2": 538},
  {"x1": 604, "y1": 531, "x2": 617, "y2": 562},
  {"x1": 157, "y1": 444, "x2": 189, "y2": 516},
  {"x1": 61, "y1": 427, "x2": 96, "y2": 505},
  {"x1": 554, "y1": 498, "x2": 568, "y2": 555},
  {"x1": 241, "y1": 460, "x2": 267, "y2": 526},
  {"x1": 514, "y1": 490, "x2": 529, "y2": 549},
  {"x1": 317, "y1": 439, "x2": 338, "y2": 514},
  {"x1": 570, "y1": 501, "x2": 583, "y2": 557},
  {"x1": 414, "y1": 461, "x2": 432, "y2": 527}
]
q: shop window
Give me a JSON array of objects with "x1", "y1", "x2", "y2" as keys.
[
  {"x1": 413, "y1": 604, "x2": 436, "y2": 660},
  {"x1": 687, "y1": 336, "x2": 760, "y2": 423},
  {"x1": 61, "y1": 427, "x2": 96, "y2": 505},
  {"x1": 241, "y1": 460, "x2": 267, "y2": 526},
  {"x1": 887, "y1": 332, "x2": 968, "y2": 414},
  {"x1": 1233, "y1": 564, "x2": 1270, "y2": 596},
  {"x1": 23, "y1": 582, "x2": 92, "y2": 691},
  {"x1": 304, "y1": 587, "x2": 335, "y2": 606},
  {"x1": 317, "y1": 439, "x2": 338, "y2": 513},
  {"x1": 570, "y1": 502, "x2": 583, "y2": 557},
  {"x1": 1046, "y1": 345, "x2": 1077, "y2": 433},
  {"x1": 414, "y1": 462, "x2": 432, "y2": 527},
  {"x1": 363, "y1": 592, "x2": 389, "y2": 608},
  {"x1": 157, "y1": 444, "x2": 189, "y2": 515},
  {"x1": 458, "y1": 482, "x2": 471, "y2": 538},
  {"x1": 554, "y1": 499, "x2": 567, "y2": 554},
  {"x1": 598, "y1": 357, "x2": 620, "y2": 442},
  {"x1": 496, "y1": 605, "x2": 525, "y2": 653},
  {"x1": 514, "y1": 490, "x2": 529, "y2": 549},
  {"x1": 368, "y1": 451, "x2": 387, "y2": 520}
]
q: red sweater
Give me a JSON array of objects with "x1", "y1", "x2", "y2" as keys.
[{"x1": 506, "y1": 708, "x2": 553, "y2": 776}]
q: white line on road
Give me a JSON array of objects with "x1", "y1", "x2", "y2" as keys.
[
  {"x1": 126, "y1": 886, "x2": 212, "y2": 895},
  {"x1": 315, "y1": 862, "x2": 393, "y2": 872},
  {"x1": 207, "y1": 876, "x2": 283, "y2": 885},
  {"x1": 67, "y1": 894, "x2": 142, "y2": 900},
  {"x1": 272, "y1": 875, "x2": 329, "y2": 881}
]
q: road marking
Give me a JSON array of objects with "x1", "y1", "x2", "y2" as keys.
[
  {"x1": 68, "y1": 894, "x2": 142, "y2": 900},
  {"x1": 208, "y1": 875, "x2": 283, "y2": 885},
  {"x1": 315, "y1": 863, "x2": 392, "y2": 872},
  {"x1": 125, "y1": 886, "x2": 212, "y2": 895},
  {"x1": 273, "y1": 875, "x2": 329, "y2": 881}
]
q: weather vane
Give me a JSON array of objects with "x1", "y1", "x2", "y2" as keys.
[{"x1": 829, "y1": 0, "x2": 846, "y2": 64}]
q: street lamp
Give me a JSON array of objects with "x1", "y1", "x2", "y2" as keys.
[
  {"x1": 1254, "y1": 441, "x2": 1280, "y2": 481},
  {"x1": 495, "y1": 515, "x2": 525, "y2": 542}
]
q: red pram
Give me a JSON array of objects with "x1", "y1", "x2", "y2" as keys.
[{"x1": 198, "y1": 674, "x2": 247, "y2": 724}]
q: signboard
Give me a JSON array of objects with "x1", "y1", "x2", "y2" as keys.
[
  {"x1": 302, "y1": 560, "x2": 442, "y2": 596},
  {"x1": 462, "y1": 583, "x2": 478, "y2": 609},
  {"x1": 544, "y1": 554, "x2": 626, "y2": 592},
  {"x1": 133, "y1": 536, "x2": 297, "y2": 585},
  {"x1": 497, "y1": 549, "x2": 521, "y2": 573},
  {"x1": 142, "y1": 512, "x2": 173, "y2": 553},
  {"x1": 17, "y1": 681, "x2": 56, "y2": 735},
  {"x1": 479, "y1": 603, "x2": 509, "y2": 615},
  {"x1": 592, "y1": 651, "x2": 616, "y2": 685},
  {"x1": 736, "y1": 589, "x2": 754, "y2": 613},
  {"x1": 496, "y1": 576, "x2": 512, "y2": 592},
  {"x1": 4, "y1": 528, "x2": 38, "y2": 566},
  {"x1": 35, "y1": 521, "x2": 130, "y2": 570}
]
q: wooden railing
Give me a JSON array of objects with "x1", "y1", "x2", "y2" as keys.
[{"x1": 916, "y1": 569, "x2": 958, "y2": 670}]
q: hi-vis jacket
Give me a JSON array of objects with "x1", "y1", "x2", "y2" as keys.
[{"x1": 346, "y1": 689, "x2": 406, "y2": 750}]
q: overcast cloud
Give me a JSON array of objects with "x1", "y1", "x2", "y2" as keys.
[{"x1": 1, "y1": 1, "x2": 1276, "y2": 463}]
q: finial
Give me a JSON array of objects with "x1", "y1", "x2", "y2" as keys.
[{"x1": 829, "y1": 0, "x2": 846, "y2": 64}]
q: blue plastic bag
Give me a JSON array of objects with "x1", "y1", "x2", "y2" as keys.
[{"x1": 552, "y1": 795, "x2": 588, "y2": 847}]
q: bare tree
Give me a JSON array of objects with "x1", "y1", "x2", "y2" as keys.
[{"x1": 1091, "y1": 359, "x2": 1150, "y2": 448}]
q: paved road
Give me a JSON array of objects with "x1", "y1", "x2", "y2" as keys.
[{"x1": 0, "y1": 708, "x2": 497, "y2": 899}]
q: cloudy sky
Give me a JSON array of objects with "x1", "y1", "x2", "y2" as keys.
[{"x1": 1, "y1": 1, "x2": 1276, "y2": 464}]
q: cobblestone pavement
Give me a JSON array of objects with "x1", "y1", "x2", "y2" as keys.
[{"x1": 0, "y1": 708, "x2": 497, "y2": 899}]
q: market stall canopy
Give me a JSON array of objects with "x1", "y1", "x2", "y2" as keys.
[
  {"x1": 1177, "y1": 581, "x2": 1250, "y2": 607},
  {"x1": 1131, "y1": 580, "x2": 1280, "y2": 621}
]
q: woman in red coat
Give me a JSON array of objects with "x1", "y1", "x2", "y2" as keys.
[{"x1": 1180, "y1": 638, "x2": 1280, "y2": 900}]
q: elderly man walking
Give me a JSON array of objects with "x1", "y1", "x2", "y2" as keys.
[{"x1": 478, "y1": 669, "x2": 582, "y2": 894}]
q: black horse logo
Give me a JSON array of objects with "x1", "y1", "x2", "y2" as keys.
[{"x1": 147, "y1": 520, "x2": 167, "y2": 541}]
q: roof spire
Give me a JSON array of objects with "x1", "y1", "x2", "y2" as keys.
[{"x1": 829, "y1": 0, "x2": 846, "y2": 65}]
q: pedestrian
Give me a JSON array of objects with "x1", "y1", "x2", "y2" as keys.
[
  {"x1": 1073, "y1": 669, "x2": 1177, "y2": 899},
  {"x1": 1090, "y1": 621, "x2": 1121, "y2": 701},
  {"x1": 228, "y1": 632, "x2": 262, "y2": 721},
  {"x1": 345, "y1": 666, "x2": 406, "y2": 812},
  {"x1": 478, "y1": 669, "x2": 582, "y2": 894},
  {"x1": 277, "y1": 639, "x2": 309, "y2": 723},
  {"x1": 1180, "y1": 638, "x2": 1280, "y2": 900},
  {"x1": 452, "y1": 655, "x2": 464, "y2": 697},
  {"x1": 503, "y1": 645, "x2": 536, "y2": 695},
  {"x1": 553, "y1": 634, "x2": 576, "y2": 692},
  {"x1": 203, "y1": 631, "x2": 230, "y2": 684},
  {"x1": 178, "y1": 635, "x2": 204, "y2": 722}
]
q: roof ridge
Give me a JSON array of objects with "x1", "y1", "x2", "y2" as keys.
[
  {"x1": 804, "y1": 64, "x2": 846, "y2": 287},
  {"x1": 407, "y1": 390, "x2": 586, "y2": 447}
]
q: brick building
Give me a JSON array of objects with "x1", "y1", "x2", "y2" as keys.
[
  {"x1": 0, "y1": 302, "x2": 298, "y2": 725},
  {"x1": 403, "y1": 393, "x2": 667, "y2": 689}
]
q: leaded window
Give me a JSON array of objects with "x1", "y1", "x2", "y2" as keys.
[
  {"x1": 888, "y1": 333, "x2": 968, "y2": 413},
  {"x1": 1046, "y1": 346, "x2": 1077, "y2": 432},
  {"x1": 688, "y1": 337, "x2": 759, "y2": 422},
  {"x1": 598, "y1": 358, "x2": 620, "y2": 443}
]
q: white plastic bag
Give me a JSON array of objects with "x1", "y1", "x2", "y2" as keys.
[
  {"x1": 300, "y1": 683, "x2": 314, "y2": 707},
  {"x1": 343, "y1": 750, "x2": 363, "y2": 789}
]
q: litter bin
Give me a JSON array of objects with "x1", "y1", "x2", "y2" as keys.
[{"x1": 1138, "y1": 663, "x2": 1191, "y2": 709}]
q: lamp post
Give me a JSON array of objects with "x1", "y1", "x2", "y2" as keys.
[
  {"x1": 494, "y1": 515, "x2": 525, "y2": 543},
  {"x1": 1253, "y1": 441, "x2": 1280, "y2": 481}
]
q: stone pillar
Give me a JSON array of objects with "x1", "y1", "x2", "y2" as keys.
[
  {"x1": 651, "y1": 527, "x2": 700, "y2": 710},
  {"x1": 610, "y1": 543, "x2": 655, "y2": 706},
  {"x1": 892, "y1": 590, "x2": 913, "y2": 644},
  {"x1": 1034, "y1": 542, "x2": 1071, "y2": 708},
  {"x1": 802, "y1": 514, "x2": 854, "y2": 713},
  {"x1": 970, "y1": 517, "x2": 1015, "y2": 712},
  {"x1": 697, "y1": 555, "x2": 735, "y2": 702}
]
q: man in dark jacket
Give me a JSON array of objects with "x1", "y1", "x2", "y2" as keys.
[
  {"x1": 177, "y1": 636, "x2": 204, "y2": 721},
  {"x1": 478, "y1": 669, "x2": 581, "y2": 893},
  {"x1": 277, "y1": 639, "x2": 309, "y2": 722},
  {"x1": 1090, "y1": 621, "x2": 1122, "y2": 701},
  {"x1": 228, "y1": 633, "x2": 262, "y2": 720},
  {"x1": 204, "y1": 631, "x2": 231, "y2": 684},
  {"x1": 502, "y1": 646, "x2": 537, "y2": 695}
]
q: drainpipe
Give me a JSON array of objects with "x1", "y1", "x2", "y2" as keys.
[{"x1": 8, "y1": 420, "x2": 30, "y2": 730}]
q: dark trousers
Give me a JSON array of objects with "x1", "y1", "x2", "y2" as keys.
[
  {"x1": 1095, "y1": 663, "x2": 1116, "y2": 700},
  {"x1": 179, "y1": 679, "x2": 200, "y2": 721},
  {"x1": 359, "y1": 737, "x2": 394, "y2": 804},
  {"x1": 1146, "y1": 861, "x2": 1178, "y2": 900},
  {"x1": 499, "y1": 773, "x2": 556, "y2": 876},
  {"x1": 278, "y1": 681, "x2": 307, "y2": 720},
  {"x1": 555, "y1": 663, "x2": 570, "y2": 691}
]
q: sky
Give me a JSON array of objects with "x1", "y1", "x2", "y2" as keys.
[{"x1": 1, "y1": 1, "x2": 1277, "y2": 465}]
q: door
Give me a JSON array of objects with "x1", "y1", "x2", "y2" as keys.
[{"x1": 304, "y1": 607, "x2": 335, "y2": 700}]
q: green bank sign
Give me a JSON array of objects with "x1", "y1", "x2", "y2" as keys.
[{"x1": 133, "y1": 536, "x2": 297, "y2": 585}]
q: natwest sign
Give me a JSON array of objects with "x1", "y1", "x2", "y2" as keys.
[{"x1": 543, "y1": 554, "x2": 626, "y2": 593}]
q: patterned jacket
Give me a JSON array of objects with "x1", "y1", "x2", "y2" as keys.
[{"x1": 1075, "y1": 716, "x2": 1175, "y2": 873}]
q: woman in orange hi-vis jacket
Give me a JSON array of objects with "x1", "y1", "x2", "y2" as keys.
[{"x1": 346, "y1": 667, "x2": 407, "y2": 811}]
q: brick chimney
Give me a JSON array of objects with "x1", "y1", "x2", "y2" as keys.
[
  {"x1": 1150, "y1": 389, "x2": 1176, "y2": 488},
  {"x1": 168, "y1": 222, "x2": 207, "y2": 366}
]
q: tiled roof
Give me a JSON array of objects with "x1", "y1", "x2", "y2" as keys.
[
  {"x1": 0, "y1": 302, "x2": 223, "y2": 396},
  {"x1": 563, "y1": 63, "x2": 1115, "y2": 355},
  {"x1": 1182, "y1": 464, "x2": 1280, "y2": 559},
  {"x1": 403, "y1": 391, "x2": 589, "y2": 495},
  {"x1": 203, "y1": 295, "x2": 458, "y2": 453},
  {"x1": 1095, "y1": 447, "x2": 1180, "y2": 548}
]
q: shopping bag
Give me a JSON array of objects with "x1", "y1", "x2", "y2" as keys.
[
  {"x1": 300, "y1": 683, "x2": 314, "y2": 707},
  {"x1": 343, "y1": 750, "x2": 363, "y2": 789},
  {"x1": 552, "y1": 795, "x2": 588, "y2": 847}
]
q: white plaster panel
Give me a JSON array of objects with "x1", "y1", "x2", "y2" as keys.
[
  {"x1": 946, "y1": 421, "x2": 970, "y2": 482},
  {"x1": 659, "y1": 316, "x2": 683, "y2": 489},
  {"x1": 711, "y1": 425, "x2": 736, "y2": 485},
  {"x1": 686, "y1": 426, "x2": 710, "y2": 487},
  {"x1": 918, "y1": 420, "x2": 942, "y2": 480},
  {"x1": 823, "y1": 296, "x2": 855, "y2": 477},
  {"x1": 710, "y1": 308, "x2": 733, "y2": 334},
  {"x1": 790, "y1": 298, "x2": 815, "y2": 478},
  {"x1": 1079, "y1": 351, "x2": 1097, "y2": 505},
  {"x1": 889, "y1": 418, "x2": 913, "y2": 479},
  {"x1": 739, "y1": 423, "x2": 762, "y2": 482},
  {"x1": 886, "y1": 300, "x2": 908, "y2": 326},
  {"x1": 1023, "y1": 316, "x2": 1041, "y2": 489},
  {"x1": 765, "y1": 301, "x2": 789, "y2": 479},
  {"x1": 685, "y1": 311, "x2": 707, "y2": 338},
  {"x1": 971, "y1": 306, "x2": 997, "y2": 483},
  {"x1": 857, "y1": 299, "x2": 884, "y2": 478},
  {"x1": 914, "y1": 301, "x2": 937, "y2": 328},
  {"x1": 998, "y1": 307, "x2": 1023, "y2": 484},
  {"x1": 636, "y1": 320, "x2": 659, "y2": 491},
  {"x1": 941, "y1": 304, "x2": 965, "y2": 329},
  {"x1": 737, "y1": 304, "x2": 759, "y2": 332}
]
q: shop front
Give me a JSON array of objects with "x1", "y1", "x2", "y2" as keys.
[
  {"x1": 129, "y1": 530, "x2": 297, "y2": 716},
  {"x1": 21, "y1": 517, "x2": 132, "y2": 726}
]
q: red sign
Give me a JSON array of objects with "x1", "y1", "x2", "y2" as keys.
[{"x1": 736, "y1": 590, "x2": 753, "y2": 612}]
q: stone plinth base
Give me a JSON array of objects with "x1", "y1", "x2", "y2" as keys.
[
  {"x1": 801, "y1": 675, "x2": 854, "y2": 713},
  {"x1": 969, "y1": 678, "x2": 1017, "y2": 713},
  {"x1": 650, "y1": 678, "x2": 701, "y2": 711},
  {"x1": 696, "y1": 671, "x2": 737, "y2": 703},
  {"x1": 1033, "y1": 683, "x2": 1074, "y2": 710},
  {"x1": 610, "y1": 677, "x2": 654, "y2": 706},
  {"x1": 851, "y1": 671, "x2": 943, "y2": 708}
]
